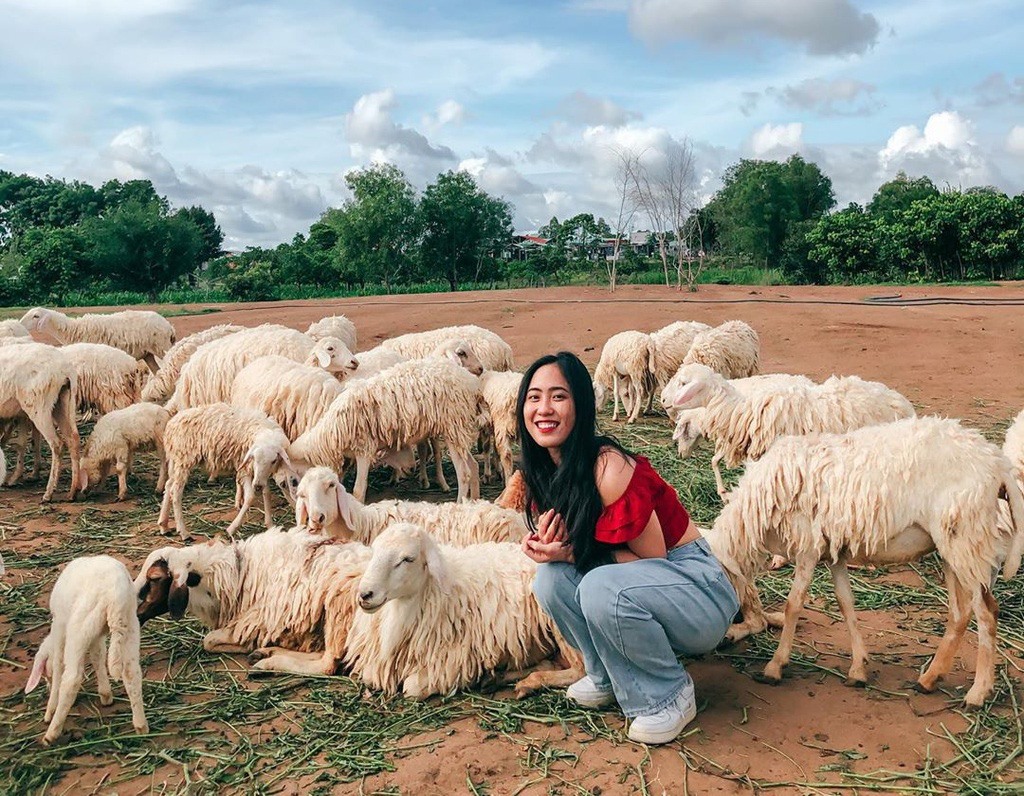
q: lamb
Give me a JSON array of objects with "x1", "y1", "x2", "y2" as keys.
[
  {"x1": 60, "y1": 342, "x2": 147, "y2": 417},
  {"x1": 0, "y1": 319, "x2": 29, "y2": 339},
  {"x1": 345, "y1": 522, "x2": 581, "y2": 698},
  {"x1": 19, "y1": 307, "x2": 175, "y2": 373},
  {"x1": 166, "y1": 325, "x2": 357, "y2": 412},
  {"x1": 379, "y1": 325, "x2": 514, "y2": 371},
  {"x1": 158, "y1": 404, "x2": 295, "y2": 539},
  {"x1": 134, "y1": 527, "x2": 371, "y2": 676},
  {"x1": 593, "y1": 330, "x2": 656, "y2": 423},
  {"x1": 478, "y1": 370, "x2": 523, "y2": 484},
  {"x1": 306, "y1": 314, "x2": 357, "y2": 351},
  {"x1": 682, "y1": 320, "x2": 760, "y2": 379},
  {"x1": 141, "y1": 324, "x2": 244, "y2": 403},
  {"x1": 289, "y1": 358, "x2": 482, "y2": 503},
  {"x1": 705, "y1": 416, "x2": 1024, "y2": 707},
  {"x1": 78, "y1": 403, "x2": 170, "y2": 500},
  {"x1": 670, "y1": 363, "x2": 915, "y2": 498},
  {"x1": 0, "y1": 342, "x2": 81, "y2": 501},
  {"x1": 24, "y1": 556, "x2": 147, "y2": 745},
  {"x1": 649, "y1": 321, "x2": 710, "y2": 402},
  {"x1": 1004, "y1": 409, "x2": 1024, "y2": 484},
  {"x1": 295, "y1": 466, "x2": 527, "y2": 545}
]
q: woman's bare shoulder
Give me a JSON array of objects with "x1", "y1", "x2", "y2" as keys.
[{"x1": 595, "y1": 446, "x2": 635, "y2": 505}]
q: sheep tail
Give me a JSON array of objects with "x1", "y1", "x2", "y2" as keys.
[{"x1": 1002, "y1": 475, "x2": 1024, "y2": 579}]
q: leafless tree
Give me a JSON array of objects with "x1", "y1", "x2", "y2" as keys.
[{"x1": 607, "y1": 147, "x2": 641, "y2": 291}]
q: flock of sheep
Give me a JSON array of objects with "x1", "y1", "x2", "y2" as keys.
[{"x1": 1, "y1": 305, "x2": 1023, "y2": 751}]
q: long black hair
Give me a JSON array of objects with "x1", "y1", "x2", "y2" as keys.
[{"x1": 516, "y1": 351, "x2": 629, "y2": 572}]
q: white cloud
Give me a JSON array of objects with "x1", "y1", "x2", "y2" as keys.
[
  {"x1": 770, "y1": 78, "x2": 880, "y2": 116},
  {"x1": 750, "y1": 122, "x2": 804, "y2": 157},
  {"x1": 1008, "y1": 126, "x2": 1024, "y2": 155},
  {"x1": 879, "y1": 111, "x2": 995, "y2": 190},
  {"x1": 345, "y1": 89, "x2": 457, "y2": 165},
  {"x1": 552, "y1": 90, "x2": 641, "y2": 127},
  {"x1": 424, "y1": 100, "x2": 466, "y2": 130},
  {"x1": 628, "y1": 0, "x2": 880, "y2": 56}
]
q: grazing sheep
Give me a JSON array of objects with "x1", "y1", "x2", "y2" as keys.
[
  {"x1": 0, "y1": 342, "x2": 81, "y2": 501},
  {"x1": 24, "y1": 556, "x2": 148, "y2": 745},
  {"x1": 306, "y1": 315, "x2": 357, "y2": 351},
  {"x1": 60, "y1": 343, "x2": 147, "y2": 417},
  {"x1": 20, "y1": 307, "x2": 175, "y2": 373},
  {"x1": 0, "y1": 416, "x2": 41, "y2": 486},
  {"x1": 649, "y1": 321, "x2": 710, "y2": 403},
  {"x1": 0, "y1": 319, "x2": 29, "y2": 339},
  {"x1": 141, "y1": 324, "x2": 244, "y2": 403},
  {"x1": 593, "y1": 330, "x2": 656, "y2": 423},
  {"x1": 683, "y1": 320, "x2": 760, "y2": 379},
  {"x1": 134, "y1": 527, "x2": 371, "y2": 676},
  {"x1": 346, "y1": 522, "x2": 580, "y2": 698},
  {"x1": 478, "y1": 370, "x2": 523, "y2": 484},
  {"x1": 1004, "y1": 409, "x2": 1024, "y2": 484},
  {"x1": 707, "y1": 416, "x2": 1024, "y2": 707},
  {"x1": 295, "y1": 467, "x2": 527, "y2": 544},
  {"x1": 159, "y1": 404, "x2": 294, "y2": 539},
  {"x1": 79, "y1": 403, "x2": 170, "y2": 500},
  {"x1": 671, "y1": 363, "x2": 915, "y2": 498},
  {"x1": 290, "y1": 358, "x2": 482, "y2": 503},
  {"x1": 379, "y1": 325, "x2": 514, "y2": 372}
]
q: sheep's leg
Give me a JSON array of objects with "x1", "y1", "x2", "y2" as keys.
[
  {"x1": 432, "y1": 438, "x2": 450, "y2": 492},
  {"x1": 121, "y1": 654, "x2": 148, "y2": 735},
  {"x1": 24, "y1": 406, "x2": 62, "y2": 503},
  {"x1": 353, "y1": 456, "x2": 371, "y2": 503},
  {"x1": 514, "y1": 664, "x2": 585, "y2": 699},
  {"x1": 497, "y1": 434, "x2": 515, "y2": 485},
  {"x1": 416, "y1": 442, "x2": 430, "y2": 489},
  {"x1": 829, "y1": 559, "x2": 869, "y2": 686},
  {"x1": 233, "y1": 480, "x2": 243, "y2": 510},
  {"x1": 611, "y1": 373, "x2": 621, "y2": 421},
  {"x1": 965, "y1": 586, "x2": 999, "y2": 707},
  {"x1": 917, "y1": 568, "x2": 971, "y2": 694},
  {"x1": 55, "y1": 386, "x2": 81, "y2": 501},
  {"x1": 627, "y1": 379, "x2": 643, "y2": 423},
  {"x1": 43, "y1": 642, "x2": 64, "y2": 723},
  {"x1": 142, "y1": 353, "x2": 160, "y2": 375},
  {"x1": 170, "y1": 477, "x2": 190, "y2": 540},
  {"x1": 154, "y1": 440, "x2": 167, "y2": 493},
  {"x1": 711, "y1": 451, "x2": 728, "y2": 499},
  {"x1": 89, "y1": 638, "x2": 113, "y2": 706},
  {"x1": 225, "y1": 477, "x2": 255, "y2": 537},
  {"x1": 43, "y1": 636, "x2": 88, "y2": 746},
  {"x1": 30, "y1": 430, "x2": 42, "y2": 480},
  {"x1": 6, "y1": 447, "x2": 25, "y2": 485},
  {"x1": 725, "y1": 577, "x2": 770, "y2": 643},
  {"x1": 115, "y1": 460, "x2": 128, "y2": 501},
  {"x1": 157, "y1": 475, "x2": 174, "y2": 531},
  {"x1": 202, "y1": 628, "x2": 254, "y2": 654},
  {"x1": 762, "y1": 554, "x2": 816, "y2": 682},
  {"x1": 250, "y1": 649, "x2": 336, "y2": 676},
  {"x1": 261, "y1": 481, "x2": 274, "y2": 528}
]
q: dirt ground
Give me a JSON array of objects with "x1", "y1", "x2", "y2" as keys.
[{"x1": 3, "y1": 282, "x2": 1024, "y2": 795}]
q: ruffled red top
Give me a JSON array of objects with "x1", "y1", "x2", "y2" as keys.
[{"x1": 594, "y1": 456, "x2": 690, "y2": 547}]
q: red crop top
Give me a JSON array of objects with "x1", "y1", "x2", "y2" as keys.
[{"x1": 593, "y1": 455, "x2": 690, "y2": 548}]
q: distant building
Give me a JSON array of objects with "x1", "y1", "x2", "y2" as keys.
[{"x1": 505, "y1": 234, "x2": 549, "y2": 260}]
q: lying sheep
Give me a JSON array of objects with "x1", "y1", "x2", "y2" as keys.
[
  {"x1": 306, "y1": 314, "x2": 357, "y2": 351},
  {"x1": 593, "y1": 330, "x2": 656, "y2": 423},
  {"x1": 141, "y1": 324, "x2": 244, "y2": 403},
  {"x1": 1004, "y1": 409, "x2": 1024, "y2": 484},
  {"x1": 0, "y1": 319, "x2": 29, "y2": 339},
  {"x1": 135, "y1": 527, "x2": 371, "y2": 676},
  {"x1": 295, "y1": 467, "x2": 527, "y2": 544},
  {"x1": 159, "y1": 404, "x2": 294, "y2": 539},
  {"x1": 20, "y1": 307, "x2": 175, "y2": 373},
  {"x1": 25, "y1": 556, "x2": 148, "y2": 745},
  {"x1": 707, "y1": 416, "x2": 1024, "y2": 707},
  {"x1": 346, "y1": 522, "x2": 581, "y2": 698},
  {"x1": 671, "y1": 363, "x2": 915, "y2": 497},
  {"x1": 79, "y1": 403, "x2": 170, "y2": 500},
  {"x1": 379, "y1": 325, "x2": 514, "y2": 372},
  {"x1": 683, "y1": 320, "x2": 760, "y2": 379},
  {"x1": 60, "y1": 342, "x2": 147, "y2": 417}
]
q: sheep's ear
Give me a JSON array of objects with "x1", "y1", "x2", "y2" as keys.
[
  {"x1": 296, "y1": 495, "x2": 309, "y2": 527},
  {"x1": 241, "y1": 447, "x2": 255, "y2": 466},
  {"x1": 424, "y1": 542, "x2": 451, "y2": 595},
  {"x1": 672, "y1": 381, "x2": 704, "y2": 407},
  {"x1": 336, "y1": 483, "x2": 358, "y2": 531},
  {"x1": 78, "y1": 463, "x2": 89, "y2": 491},
  {"x1": 315, "y1": 349, "x2": 331, "y2": 369},
  {"x1": 445, "y1": 349, "x2": 461, "y2": 367},
  {"x1": 24, "y1": 648, "x2": 49, "y2": 693}
]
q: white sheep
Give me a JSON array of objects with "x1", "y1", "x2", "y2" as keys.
[
  {"x1": 593, "y1": 330, "x2": 656, "y2": 423},
  {"x1": 683, "y1": 320, "x2": 760, "y2": 379},
  {"x1": 306, "y1": 314, "x2": 357, "y2": 351},
  {"x1": 671, "y1": 363, "x2": 915, "y2": 498},
  {"x1": 166, "y1": 325, "x2": 357, "y2": 412},
  {"x1": 706, "y1": 416, "x2": 1024, "y2": 707},
  {"x1": 345, "y1": 522, "x2": 581, "y2": 698},
  {"x1": 141, "y1": 324, "x2": 244, "y2": 403},
  {"x1": 649, "y1": 320, "x2": 710, "y2": 401},
  {"x1": 24, "y1": 556, "x2": 148, "y2": 745},
  {"x1": 20, "y1": 307, "x2": 175, "y2": 373},
  {"x1": 60, "y1": 342, "x2": 147, "y2": 417},
  {"x1": 0, "y1": 319, "x2": 29, "y2": 339},
  {"x1": 290, "y1": 358, "x2": 482, "y2": 503},
  {"x1": 379, "y1": 325, "x2": 514, "y2": 372},
  {"x1": 0, "y1": 342, "x2": 81, "y2": 501},
  {"x1": 344, "y1": 346, "x2": 406, "y2": 381},
  {"x1": 158, "y1": 404, "x2": 295, "y2": 539},
  {"x1": 1003, "y1": 409, "x2": 1024, "y2": 484},
  {"x1": 79, "y1": 403, "x2": 170, "y2": 500},
  {"x1": 478, "y1": 370, "x2": 523, "y2": 484},
  {"x1": 231, "y1": 357, "x2": 346, "y2": 441},
  {"x1": 134, "y1": 527, "x2": 371, "y2": 676},
  {"x1": 295, "y1": 467, "x2": 527, "y2": 545}
]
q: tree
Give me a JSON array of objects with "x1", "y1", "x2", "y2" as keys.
[
  {"x1": 867, "y1": 172, "x2": 939, "y2": 220},
  {"x1": 805, "y1": 205, "x2": 883, "y2": 284},
  {"x1": 11, "y1": 225, "x2": 91, "y2": 303},
  {"x1": 418, "y1": 171, "x2": 513, "y2": 291},
  {"x1": 175, "y1": 206, "x2": 224, "y2": 264},
  {"x1": 607, "y1": 148, "x2": 641, "y2": 290}
]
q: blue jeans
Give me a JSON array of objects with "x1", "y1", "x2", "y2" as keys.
[{"x1": 533, "y1": 537, "x2": 740, "y2": 717}]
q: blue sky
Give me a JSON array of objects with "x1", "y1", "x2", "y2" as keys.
[{"x1": 2, "y1": 0, "x2": 1022, "y2": 249}]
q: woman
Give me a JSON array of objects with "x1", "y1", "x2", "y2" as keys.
[{"x1": 517, "y1": 351, "x2": 739, "y2": 745}]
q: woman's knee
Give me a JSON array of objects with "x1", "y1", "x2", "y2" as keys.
[
  {"x1": 532, "y1": 562, "x2": 577, "y2": 612},
  {"x1": 576, "y1": 568, "x2": 626, "y2": 625}
]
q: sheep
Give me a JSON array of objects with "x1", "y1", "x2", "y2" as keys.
[
  {"x1": 344, "y1": 346, "x2": 406, "y2": 382},
  {"x1": 671, "y1": 363, "x2": 916, "y2": 498},
  {"x1": 19, "y1": 307, "x2": 175, "y2": 373},
  {"x1": 0, "y1": 416, "x2": 41, "y2": 486},
  {"x1": 379, "y1": 325, "x2": 514, "y2": 372},
  {"x1": 78, "y1": 403, "x2": 170, "y2": 500},
  {"x1": 593, "y1": 330, "x2": 656, "y2": 423},
  {"x1": 24, "y1": 556, "x2": 148, "y2": 745},
  {"x1": 478, "y1": 370, "x2": 523, "y2": 484},
  {"x1": 0, "y1": 319, "x2": 29, "y2": 339},
  {"x1": 707, "y1": 417, "x2": 1024, "y2": 707},
  {"x1": 649, "y1": 320, "x2": 710, "y2": 404},
  {"x1": 60, "y1": 343, "x2": 147, "y2": 418},
  {"x1": 134, "y1": 527, "x2": 371, "y2": 676},
  {"x1": 683, "y1": 320, "x2": 760, "y2": 379},
  {"x1": 0, "y1": 342, "x2": 81, "y2": 501},
  {"x1": 166, "y1": 325, "x2": 357, "y2": 413},
  {"x1": 295, "y1": 466, "x2": 527, "y2": 545},
  {"x1": 141, "y1": 324, "x2": 244, "y2": 403},
  {"x1": 1004, "y1": 409, "x2": 1024, "y2": 484},
  {"x1": 231, "y1": 357, "x2": 346, "y2": 441},
  {"x1": 306, "y1": 314, "x2": 357, "y2": 351},
  {"x1": 345, "y1": 522, "x2": 581, "y2": 698},
  {"x1": 290, "y1": 358, "x2": 482, "y2": 503},
  {"x1": 158, "y1": 404, "x2": 295, "y2": 539}
]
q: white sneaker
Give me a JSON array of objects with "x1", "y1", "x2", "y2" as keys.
[
  {"x1": 627, "y1": 688, "x2": 697, "y2": 745},
  {"x1": 566, "y1": 675, "x2": 616, "y2": 708}
]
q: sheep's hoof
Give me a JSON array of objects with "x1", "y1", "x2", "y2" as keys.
[
  {"x1": 134, "y1": 722, "x2": 150, "y2": 734},
  {"x1": 247, "y1": 649, "x2": 271, "y2": 665},
  {"x1": 40, "y1": 734, "x2": 56, "y2": 747},
  {"x1": 845, "y1": 677, "x2": 867, "y2": 689},
  {"x1": 912, "y1": 678, "x2": 937, "y2": 694},
  {"x1": 754, "y1": 666, "x2": 782, "y2": 685},
  {"x1": 99, "y1": 692, "x2": 114, "y2": 706}
]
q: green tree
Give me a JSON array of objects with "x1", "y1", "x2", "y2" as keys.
[
  {"x1": 805, "y1": 205, "x2": 883, "y2": 283},
  {"x1": 867, "y1": 172, "x2": 939, "y2": 220},
  {"x1": 0, "y1": 172, "x2": 103, "y2": 243},
  {"x1": 174, "y1": 206, "x2": 224, "y2": 264},
  {"x1": 12, "y1": 225, "x2": 91, "y2": 302}
]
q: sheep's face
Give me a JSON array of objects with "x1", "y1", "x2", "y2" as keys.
[
  {"x1": 672, "y1": 410, "x2": 704, "y2": 458},
  {"x1": 295, "y1": 467, "x2": 355, "y2": 534},
  {"x1": 77, "y1": 457, "x2": 108, "y2": 494},
  {"x1": 357, "y1": 523, "x2": 445, "y2": 612},
  {"x1": 380, "y1": 446, "x2": 416, "y2": 475},
  {"x1": 448, "y1": 341, "x2": 483, "y2": 376},
  {"x1": 244, "y1": 444, "x2": 292, "y2": 486},
  {"x1": 311, "y1": 337, "x2": 359, "y2": 377},
  {"x1": 593, "y1": 380, "x2": 607, "y2": 410},
  {"x1": 272, "y1": 469, "x2": 300, "y2": 506},
  {"x1": 18, "y1": 307, "x2": 47, "y2": 332},
  {"x1": 669, "y1": 364, "x2": 717, "y2": 410}
]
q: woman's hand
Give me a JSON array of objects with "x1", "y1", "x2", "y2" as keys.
[{"x1": 521, "y1": 509, "x2": 573, "y2": 564}]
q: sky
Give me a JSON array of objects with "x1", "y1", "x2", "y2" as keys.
[{"x1": 2, "y1": 0, "x2": 1023, "y2": 250}]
